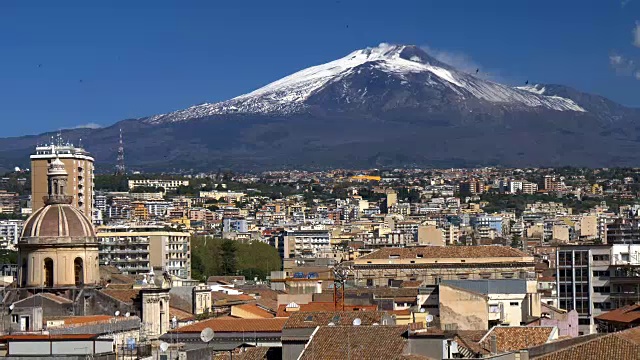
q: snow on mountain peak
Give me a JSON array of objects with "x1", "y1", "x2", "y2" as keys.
[{"x1": 144, "y1": 44, "x2": 585, "y2": 124}]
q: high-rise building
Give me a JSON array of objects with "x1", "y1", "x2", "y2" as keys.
[
  {"x1": 556, "y1": 244, "x2": 640, "y2": 335},
  {"x1": 30, "y1": 138, "x2": 94, "y2": 216}
]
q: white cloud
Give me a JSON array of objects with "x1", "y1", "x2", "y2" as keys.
[
  {"x1": 622, "y1": 0, "x2": 631, "y2": 7},
  {"x1": 634, "y1": 21, "x2": 640, "y2": 47},
  {"x1": 74, "y1": 122, "x2": 102, "y2": 129},
  {"x1": 420, "y1": 45, "x2": 511, "y2": 84},
  {"x1": 636, "y1": 71, "x2": 640, "y2": 80},
  {"x1": 609, "y1": 53, "x2": 636, "y2": 75}
]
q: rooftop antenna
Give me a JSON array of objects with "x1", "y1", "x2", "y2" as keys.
[{"x1": 115, "y1": 128, "x2": 125, "y2": 176}]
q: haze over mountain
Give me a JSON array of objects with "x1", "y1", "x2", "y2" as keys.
[{"x1": 1, "y1": 44, "x2": 640, "y2": 172}]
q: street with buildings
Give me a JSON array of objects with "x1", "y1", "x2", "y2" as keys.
[{"x1": 0, "y1": 140, "x2": 639, "y2": 359}]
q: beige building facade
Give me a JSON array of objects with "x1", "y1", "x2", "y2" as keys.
[
  {"x1": 31, "y1": 142, "x2": 94, "y2": 216},
  {"x1": 351, "y1": 246, "x2": 536, "y2": 287},
  {"x1": 97, "y1": 225, "x2": 191, "y2": 278}
]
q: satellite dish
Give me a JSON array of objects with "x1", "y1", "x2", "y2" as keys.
[
  {"x1": 419, "y1": 308, "x2": 426, "y2": 313},
  {"x1": 200, "y1": 327, "x2": 214, "y2": 343},
  {"x1": 115, "y1": 311, "x2": 120, "y2": 316},
  {"x1": 353, "y1": 318, "x2": 362, "y2": 326},
  {"x1": 8, "y1": 304, "x2": 14, "y2": 311},
  {"x1": 426, "y1": 315, "x2": 434, "y2": 323},
  {"x1": 372, "y1": 322, "x2": 379, "y2": 326},
  {"x1": 159, "y1": 342, "x2": 169, "y2": 352},
  {"x1": 125, "y1": 312, "x2": 130, "y2": 318},
  {"x1": 328, "y1": 322, "x2": 335, "y2": 326}
]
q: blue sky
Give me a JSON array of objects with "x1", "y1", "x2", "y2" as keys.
[{"x1": 0, "y1": 0, "x2": 639, "y2": 136}]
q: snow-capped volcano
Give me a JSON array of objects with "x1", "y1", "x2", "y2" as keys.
[{"x1": 144, "y1": 43, "x2": 584, "y2": 124}]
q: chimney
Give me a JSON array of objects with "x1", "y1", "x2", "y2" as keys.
[{"x1": 490, "y1": 334, "x2": 497, "y2": 354}]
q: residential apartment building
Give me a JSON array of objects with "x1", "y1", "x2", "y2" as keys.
[
  {"x1": 556, "y1": 244, "x2": 640, "y2": 335},
  {"x1": 128, "y1": 179, "x2": 189, "y2": 191},
  {"x1": 31, "y1": 141, "x2": 94, "y2": 215},
  {"x1": 276, "y1": 229, "x2": 332, "y2": 259},
  {"x1": 0, "y1": 191, "x2": 20, "y2": 214},
  {"x1": 509, "y1": 180, "x2": 538, "y2": 195},
  {"x1": 352, "y1": 246, "x2": 535, "y2": 287},
  {"x1": 604, "y1": 218, "x2": 640, "y2": 244},
  {"x1": 0, "y1": 220, "x2": 22, "y2": 251},
  {"x1": 97, "y1": 225, "x2": 191, "y2": 279},
  {"x1": 223, "y1": 217, "x2": 248, "y2": 233}
]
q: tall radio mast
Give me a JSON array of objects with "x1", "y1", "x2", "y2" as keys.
[{"x1": 115, "y1": 128, "x2": 125, "y2": 175}]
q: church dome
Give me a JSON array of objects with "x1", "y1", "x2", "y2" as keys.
[{"x1": 22, "y1": 204, "x2": 95, "y2": 239}]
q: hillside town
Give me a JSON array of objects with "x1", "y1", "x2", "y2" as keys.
[{"x1": 0, "y1": 139, "x2": 637, "y2": 359}]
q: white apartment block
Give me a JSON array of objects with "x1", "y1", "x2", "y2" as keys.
[
  {"x1": 0, "y1": 220, "x2": 22, "y2": 251},
  {"x1": 128, "y1": 179, "x2": 190, "y2": 191}
]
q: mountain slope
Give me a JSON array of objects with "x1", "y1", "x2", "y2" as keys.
[
  {"x1": 144, "y1": 44, "x2": 584, "y2": 125},
  {"x1": 0, "y1": 43, "x2": 638, "y2": 172}
]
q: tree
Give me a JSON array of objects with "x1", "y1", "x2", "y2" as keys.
[
  {"x1": 220, "y1": 240, "x2": 237, "y2": 275},
  {"x1": 190, "y1": 236, "x2": 281, "y2": 280},
  {"x1": 510, "y1": 235, "x2": 523, "y2": 250}
]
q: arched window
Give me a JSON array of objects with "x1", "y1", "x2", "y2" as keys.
[
  {"x1": 74, "y1": 257, "x2": 84, "y2": 286},
  {"x1": 43, "y1": 258, "x2": 53, "y2": 287}
]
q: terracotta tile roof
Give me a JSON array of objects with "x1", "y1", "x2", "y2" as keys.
[
  {"x1": 57, "y1": 315, "x2": 113, "y2": 326},
  {"x1": 39, "y1": 293, "x2": 74, "y2": 304},
  {"x1": 400, "y1": 280, "x2": 424, "y2": 288},
  {"x1": 299, "y1": 326, "x2": 407, "y2": 360},
  {"x1": 254, "y1": 298, "x2": 278, "y2": 312},
  {"x1": 535, "y1": 327, "x2": 640, "y2": 360},
  {"x1": 171, "y1": 317, "x2": 286, "y2": 334},
  {"x1": 595, "y1": 303, "x2": 640, "y2": 324},
  {"x1": 455, "y1": 330, "x2": 489, "y2": 343},
  {"x1": 234, "y1": 347, "x2": 270, "y2": 360},
  {"x1": 233, "y1": 304, "x2": 275, "y2": 319},
  {"x1": 393, "y1": 355, "x2": 436, "y2": 360},
  {"x1": 358, "y1": 245, "x2": 529, "y2": 260},
  {"x1": 284, "y1": 311, "x2": 388, "y2": 329},
  {"x1": 211, "y1": 291, "x2": 254, "y2": 303},
  {"x1": 276, "y1": 302, "x2": 377, "y2": 317},
  {"x1": 101, "y1": 289, "x2": 141, "y2": 305},
  {"x1": 454, "y1": 334, "x2": 488, "y2": 356},
  {"x1": 391, "y1": 309, "x2": 412, "y2": 316},
  {"x1": 169, "y1": 294, "x2": 193, "y2": 314},
  {"x1": 480, "y1": 326, "x2": 555, "y2": 352},
  {"x1": 170, "y1": 307, "x2": 195, "y2": 321}
]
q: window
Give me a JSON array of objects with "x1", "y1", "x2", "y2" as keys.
[
  {"x1": 592, "y1": 254, "x2": 610, "y2": 262},
  {"x1": 510, "y1": 302, "x2": 519, "y2": 306},
  {"x1": 594, "y1": 302, "x2": 612, "y2": 310},
  {"x1": 578, "y1": 318, "x2": 591, "y2": 325},
  {"x1": 593, "y1": 286, "x2": 610, "y2": 294},
  {"x1": 593, "y1": 270, "x2": 609, "y2": 277},
  {"x1": 502, "y1": 272, "x2": 514, "y2": 279}
]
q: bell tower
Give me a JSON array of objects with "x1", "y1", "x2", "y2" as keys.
[{"x1": 44, "y1": 157, "x2": 72, "y2": 205}]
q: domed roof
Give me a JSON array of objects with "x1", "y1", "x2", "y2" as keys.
[{"x1": 22, "y1": 204, "x2": 95, "y2": 239}]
